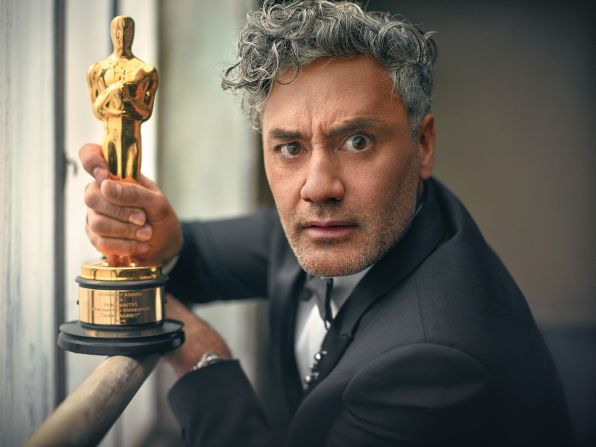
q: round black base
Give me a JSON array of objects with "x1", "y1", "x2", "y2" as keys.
[{"x1": 58, "y1": 320, "x2": 185, "y2": 356}]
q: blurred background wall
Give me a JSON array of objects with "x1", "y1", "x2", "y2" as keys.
[
  {"x1": 154, "y1": 0, "x2": 266, "y2": 441},
  {"x1": 370, "y1": 0, "x2": 596, "y2": 326}
]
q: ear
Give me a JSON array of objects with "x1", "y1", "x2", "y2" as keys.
[{"x1": 416, "y1": 114, "x2": 435, "y2": 180}]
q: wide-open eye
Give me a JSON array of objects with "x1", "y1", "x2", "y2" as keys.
[
  {"x1": 343, "y1": 134, "x2": 372, "y2": 152},
  {"x1": 279, "y1": 142, "x2": 301, "y2": 158}
]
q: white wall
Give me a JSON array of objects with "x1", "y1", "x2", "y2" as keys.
[{"x1": 0, "y1": 0, "x2": 58, "y2": 445}]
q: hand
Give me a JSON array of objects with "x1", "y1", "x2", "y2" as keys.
[
  {"x1": 80, "y1": 143, "x2": 183, "y2": 266},
  {"x1": 164, "y1": 294, "x2": 231, "y2": 378}
]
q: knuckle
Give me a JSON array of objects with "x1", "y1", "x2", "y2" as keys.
[
  {"x1": 128, "y1": 224, "x2": 140, "y2": 240},
  {"x1": 79, "y1": 143, "x2": 96, "y2": 157},
  {"x1": 87, "y1": 214, "x2": 102, "y2": 233},
  {"x1": 124, "y1": 185, "x2": 139, "y2": 203},
  {"x1": 152, "y1": 194, "x2": 170, "y2": 220},
  {"x1": 126, "y1": 240, "x2": 136, "y2": 253},
  {"x1": 112, "y1": 205, "x2": 129, "y2": 222},
  {"x1": 79, "y1": 144, "x2": 102, "y2": 172},
  {"x1": 95, "y1": 237, "x2": 108, "y2": 252},
  {"x1": 78, "y1": 144, "x2": 90, "y2": 163},
  {"x1": 83, "y1": 184, "x2": 98, "y2": 207}
]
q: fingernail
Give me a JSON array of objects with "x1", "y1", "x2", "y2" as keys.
[
  {"x1": 136, "y1": 225, "x2": 152, "y2": 241},
  {"x1": 107, "y1": 181, "x2": 121, "y2": 198},
  {"x1": 129, "y1": 211, "x2": 146, "y2": 225},
  {"x1": 137, "y1": 242, "x2": 149, "y2": 253},
  {"x1": 93, "y1": 167, "x2": 107, "y2": 183}
]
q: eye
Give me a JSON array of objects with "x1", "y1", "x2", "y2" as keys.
[
  {"x1": 343, "y1": 134, "x2": 372, "y2": 152},
  {"x1": 279, "y1": 142, "x2": 302, "y2": 158}
]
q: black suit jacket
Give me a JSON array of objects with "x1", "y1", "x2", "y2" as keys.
[{"x1": 167, "y1": 178, "x2": 574, "y2": 446}]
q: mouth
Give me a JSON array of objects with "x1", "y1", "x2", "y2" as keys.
[{"x1": 302, "y1": 220, "x2": 357, "y2": 239}]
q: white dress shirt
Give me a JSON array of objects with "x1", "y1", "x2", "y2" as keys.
[{"x1": 294, "y1": 267, "x2": 372, "y2": 388}]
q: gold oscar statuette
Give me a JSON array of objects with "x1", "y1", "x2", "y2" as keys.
[{"x1": 58, "y1": 16, "x2": 184, "y2": 355}]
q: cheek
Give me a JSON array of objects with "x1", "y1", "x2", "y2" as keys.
[
  {"x1": 352, "y1": 150, "x2": 418, "y2": 206},
  {"x1": 353, "y1": 155, "x2": 406, "y2": 194},
  {"x1": 264, "y1": 158, "x2": 297, "y2": 209}
]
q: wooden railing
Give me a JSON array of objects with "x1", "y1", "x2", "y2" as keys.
[{"x1": 22, "y1": 355, "x2": 159, "y2": 447}]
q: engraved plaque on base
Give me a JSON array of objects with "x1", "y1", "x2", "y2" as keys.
[{"x1": 77, "y1": 260, "x2": 165, "y2": 326}]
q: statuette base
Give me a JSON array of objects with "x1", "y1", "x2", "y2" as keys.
[
  {"x1": 58, "y1": 319, "x2": 184, "y2": 356},
  {"x1": 58, "y1": 259, "x2": 184, "y2": 355}
]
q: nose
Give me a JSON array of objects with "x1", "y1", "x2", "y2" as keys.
[{"x1": 300, "y1": 151, "x2": 345, "y2": 203}]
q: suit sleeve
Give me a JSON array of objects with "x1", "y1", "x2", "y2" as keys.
[
  {"x1": 168, "y1": 361, "x2": 285, "y2": 447},
  {"x1": 326, "y1": 344, "x2": 497, "y2": 447},
  {"x1": 166, "y1": 208, "x2": 278, "y2": 304}
]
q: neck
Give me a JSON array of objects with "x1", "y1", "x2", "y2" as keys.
[{"x1": 113, "y1": 48, "x2": 133, "y2": 58}]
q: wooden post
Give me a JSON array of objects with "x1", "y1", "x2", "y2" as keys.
[{"x1": 22, "y1": 355, "x2": 159, "y2": 447}]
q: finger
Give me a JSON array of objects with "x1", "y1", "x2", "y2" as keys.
[
  {"x1": 86, "y1": 224, "x2": 149, "y2": 257},
  {"x1": 138, "y1": 174, "x2": 160, "y2": 192},
  {"x1": 87, "y1": 208, "x2": 152, "y2": 241},
  {"x1": 100, "y1": 180, "x2": 170, "y2": 221},
  {"x1": 107, "y1": 254, "x2": 124, "y2": 267},
  {"x1": 84, "y1": 181, "x2": 146, "y2": 225},
  {"x1": 79, "y1": 143, "x2": 108, "y2": 183}
]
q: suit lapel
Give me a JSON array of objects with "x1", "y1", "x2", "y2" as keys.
[
  {"x1": 306, "y1": 180, "x2": 446, "y2": 393},
  {"x1": 269, "y1": 237, "x2": 306, "y2": 413}
]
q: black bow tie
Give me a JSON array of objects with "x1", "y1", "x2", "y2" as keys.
[{"x1": 303, "y1": 275, "x2": 334, "y2": 329}]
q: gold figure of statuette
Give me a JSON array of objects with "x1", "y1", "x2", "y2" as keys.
[{"x1": 87, "y1": 15, "x2": 158, "y2": 182}]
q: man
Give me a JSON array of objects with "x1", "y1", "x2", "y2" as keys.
[{"x1": 80, "y1": 1, "x2": 574, "y2": 446}]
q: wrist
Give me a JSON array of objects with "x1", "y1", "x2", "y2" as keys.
[
  {"x1": 191, "y1": 351, "x2": 226, "y2": 371},
  {"x1": 169, "y1": 349, "x2": 230, "y2": 378}
]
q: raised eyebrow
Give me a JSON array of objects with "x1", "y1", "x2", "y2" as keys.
[
  {"x1": 267, "y1": 128, "x2": 303, "y2": 141},
  {"x1": 324, "y1": 118, "x2": 385, "y2": 138},
  {"x1": 267, "y1": 118, "x2": 384, "y2": 141}
]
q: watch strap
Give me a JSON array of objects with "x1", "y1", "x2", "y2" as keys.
[{"x1": 191, "y1": 351, "x2": 224, "y2": 371}]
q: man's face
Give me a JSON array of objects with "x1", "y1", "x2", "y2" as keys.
[{"x1": 262, "y1": 56, "x2": 434, "y2": 277}]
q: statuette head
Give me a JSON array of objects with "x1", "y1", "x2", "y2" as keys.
[{"x1": 111, "y1": 16, "x2": 135, "y2": 56}]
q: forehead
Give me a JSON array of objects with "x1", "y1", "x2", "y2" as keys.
[
  {"x1": 112, "y1": 18, "x2": 133, "y2": 31},
  {"x1": 262, "y1": 56, "x2": 407, "y2": 135}
]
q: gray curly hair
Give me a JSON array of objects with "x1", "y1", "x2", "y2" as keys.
[{"x1": 222, "y1": 0, "x2": 437, "y2": 135}]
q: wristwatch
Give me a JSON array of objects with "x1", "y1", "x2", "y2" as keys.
[{"x1": 191, "y1": 351, "x2": 224, "y2": 371}]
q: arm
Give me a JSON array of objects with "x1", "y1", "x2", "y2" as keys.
[
  {"x1": 93, "y1": 82, "x2": 124, "y2": 118},
  {"x1": 325, "y1": 344, "x2": 497, "y2": 447},
  {"x1": 165, "y1": 294, "x2": 283, "y2": 447},
  {"x1": 166, "y1": 209, "x2": 275, "y2": 304},
  {"x1": 121, "y1": 67, "x2": 158, "y2": 121},
  {"x1": 168, "y1": 361, "x2": 281, "y2": 447},
  {"x1": 87, "y1": 65, "x2": 124, "y2": 119}
]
